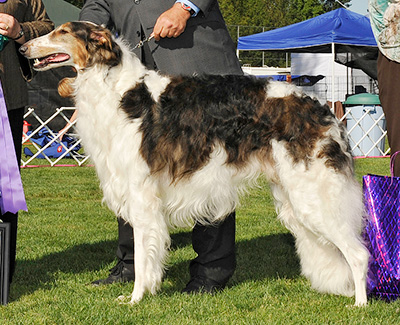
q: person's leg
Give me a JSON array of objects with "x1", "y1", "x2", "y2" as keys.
[
  {"x1": 377, "y1": 52, "x2": 400, "y2": 176},
  {"x1": 92, "y1": 218, "x2": 135, "y2": 285},
  {"x1": 183, "y1": 211, "x2": 236, "y2": 293},
  {"x1": 1, "y1": 107, "x2": 24, "y2": 284}
]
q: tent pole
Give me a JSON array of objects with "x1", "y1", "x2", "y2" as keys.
[
  {"x1": 236, "y1": 26, "x2": 240, "y2": 59},
  {"x1": 331, "y1": 43, "x2": 335, "y2": 110}
]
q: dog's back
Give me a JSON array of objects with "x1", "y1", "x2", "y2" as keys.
[{"x1": 120, "y1": 74, "x2": 352, "y2": 182}]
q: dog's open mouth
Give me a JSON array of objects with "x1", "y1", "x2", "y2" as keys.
[{"x1": 33, "y1": 53, "x2": 70, "y2": 69}]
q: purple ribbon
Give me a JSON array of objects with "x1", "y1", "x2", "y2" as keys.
[{"x1": 0, "y1": 80, "x2": 27, "y2": 214}]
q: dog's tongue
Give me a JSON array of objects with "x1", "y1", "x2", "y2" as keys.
[
  {"x1": 33, "y1": 53, "x2": 70, "y2": 69},
  {"x1": 47, "y1": 53, "x2": 70, "y2": 63}
]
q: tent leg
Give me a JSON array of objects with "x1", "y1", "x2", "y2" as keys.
[{"x1": 331, "y1": 43, "x2": 335, "y2": 109}]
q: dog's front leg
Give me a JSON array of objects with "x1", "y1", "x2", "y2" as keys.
[
  {"x1": 125, "y1": 214, "x2": 170, "y2": 304},
  {"x1": 129, "y1": 227, "x2": 148, "y2": 303}
]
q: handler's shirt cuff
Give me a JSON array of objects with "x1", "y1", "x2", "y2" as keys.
[{"x1": 175, "y1": 0, "x2": 200, "y2": 17}]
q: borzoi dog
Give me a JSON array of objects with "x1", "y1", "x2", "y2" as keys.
[{"x1": 20, "y1": 22, "x2": 369, "y2": 306}]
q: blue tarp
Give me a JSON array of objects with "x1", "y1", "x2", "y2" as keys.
[
  {"x1": 238, "y1": 8, "x2": 377, "y2": 53},
  {"x1": 253, "y1": 75, "x2": 325, "y2": 86}
]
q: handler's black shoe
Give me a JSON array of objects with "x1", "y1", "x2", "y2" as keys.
[
  {"x1": 91, "y1": 260, "x2": 135, "y2": 286},
  {"x1": 181, "y1": 276, "x2": 224, "y2": 294}
]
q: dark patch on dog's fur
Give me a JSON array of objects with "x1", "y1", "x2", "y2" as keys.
[
  {"x1": 120, "y1": 82, "x2": 154, "y2": 119},
  {"x1": 318, "y1": 124, "x2": 354, "y2": 173},
  {"x1": 120, "y1": 75, "x2": 351, "y2": 181}
]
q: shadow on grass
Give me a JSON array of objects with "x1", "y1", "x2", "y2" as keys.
[
  {"x1": 11, "y1": 239, "x2": 118, "y2": 300},
  {"x1": 11, "y1": 231, "x2": 300, "y2": 301}
]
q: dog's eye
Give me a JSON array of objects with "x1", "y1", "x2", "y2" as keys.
[{"x1": 58, "y1": 29, "x2": 69, "y2": 35}]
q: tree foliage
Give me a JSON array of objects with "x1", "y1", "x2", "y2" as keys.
[
  {"x1": 219, "y1": 0, "x2": 351, "y2": 28},
  {"x1": 65, "y1": 0, "x2": 84, "y2": 8}
]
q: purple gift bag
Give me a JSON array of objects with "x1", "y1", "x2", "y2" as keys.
[{"x1": 363, "y1": 152, "x2": 400, "y2": 301}]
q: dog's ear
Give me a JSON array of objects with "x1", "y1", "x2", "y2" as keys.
[
  {"x1": 89, "y1": 30, "x2": 109, "y2": 45},
  {"x1": 89, "y1": 29, "x2": 117, "y2": 53},
  {"x1": 88, "y1": 28, "x2": 122, "y2": 68},
  {"x1": 58, "y1": 77, "x2": 76, "y2": 98}
]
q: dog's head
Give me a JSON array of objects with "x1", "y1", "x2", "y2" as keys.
[
  {"x1": 19, "y1": 22, "x2": 122, "y2": 97},
  {"x1": 20, "y1": 21, "x2": 122, "y2": 72}
]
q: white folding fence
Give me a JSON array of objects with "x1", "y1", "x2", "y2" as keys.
[
  {"x1": 21, "y1": 107, "x2": 90, "y2": 167},
  {"x1": 343, "y1": 105, "x2": 389, "y2": 157},
  {"x1": 20, "y1": 105, "x2": 390, "y2": 168}
]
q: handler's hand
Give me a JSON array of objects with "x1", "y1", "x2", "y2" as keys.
[
  {"x1": 0, "y1": 13, "x2": 25, "y2": 44},
  {"x1": 152, "y1": 3, "x2": 191, "y2": 41}
]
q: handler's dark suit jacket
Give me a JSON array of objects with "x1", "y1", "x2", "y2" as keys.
[{"x1": 79, "y1": 0, "x2": 243, "y2": 76}]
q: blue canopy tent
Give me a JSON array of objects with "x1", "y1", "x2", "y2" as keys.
[
  {"x1": 238, "y1": 8, "x2": 376, "y2": 52},
  {"x1": 237, "y1": 8, "x2": 378, "y2": 103}
]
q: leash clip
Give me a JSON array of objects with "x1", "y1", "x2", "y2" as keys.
[{"x1": 133, "y1": 35, "x2": 154, "y2": 49}]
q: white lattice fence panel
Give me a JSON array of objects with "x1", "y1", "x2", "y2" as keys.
[
  {"x1": 339, "y1": 106, "x2": 389, "y2": 157},
  {"x1": 21, "y1": 107, "x2": 90, "y2": 167}
]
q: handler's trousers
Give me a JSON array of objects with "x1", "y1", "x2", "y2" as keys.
[{"x1": 117, "y1": 212, "x2": 236, "y2": 286}]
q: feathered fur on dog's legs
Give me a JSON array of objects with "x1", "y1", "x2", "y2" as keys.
[
  {"x1": 270, "y1": 140, "x2": 368, "y2": 306},
  {"x1": 301, "y1": 175, "x2": 369, "y2": 306},
  {"x1": 315, "y1": 176, "x2": 369, "y2": 306},
  {"x1": 270, "y1": 184, "x2": 349, "y2": 295},
  {"x1": 116, "y1": 184, "x2": 171, "y2": 304},
  {"x1": 272, "y1": 183, "x2": 356, "y2": 297},
  {"x1": 272, "y1": 182, "x2": 368, "y2": 306},
  {"x1": 128, "y1": 218, "x2": 170, "y2": 304}
]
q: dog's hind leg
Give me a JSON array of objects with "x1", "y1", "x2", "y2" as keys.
[
  {"x1": 315, "y1": 177, "x2": 369, "y2": 307},
  {"x1": 274, "y1": 176, "x2": 368, "y2": 306},
  {"x1": 271, "y1": 141, "x2": 368, "y2": 306},
  {"x1": 306, "y1": 173, "x2": 369, "y2": 307},
  {"x1": 294, "y1": 226, "x2": 361, "y2": 297},
  {"x1": 271, "y1": 183, "x2": 356, "y2": 297},
  {"x1": 326, "y1": 232, "x2": 368, "y2": 307}
]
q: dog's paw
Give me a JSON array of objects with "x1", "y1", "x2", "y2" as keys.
[
  {"x1": 353, "y1": 291, "x2": 368, "y2": 307},
  {"x1": 116, "y1": 294, "x2": 133, "y2": 305},
  {"x1": 354, "y1": 300, "x2": 368, "y2": 307},
  {"x1": 116, "y1": 294, "x2": 144, "y2": 305},
  {"x1": 345, "y1": 300, "x2": 368, "y2": 308}
]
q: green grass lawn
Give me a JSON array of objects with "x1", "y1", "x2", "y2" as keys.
[{"x1": 1, "y1": 157, "x2": 400, "y2": 324}]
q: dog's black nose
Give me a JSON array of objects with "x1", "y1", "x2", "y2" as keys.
[{"x1": 19, "y1": 45, "x2": 27, "y2": 55}]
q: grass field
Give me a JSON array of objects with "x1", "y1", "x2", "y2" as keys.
[{"x1": 1, "y1": 157, "x2": 399, "y2": 324}]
